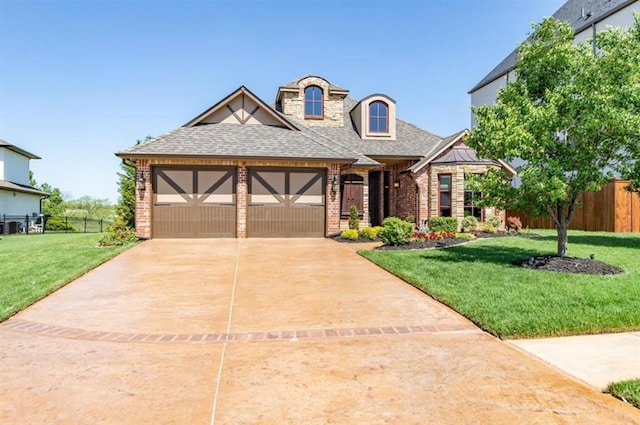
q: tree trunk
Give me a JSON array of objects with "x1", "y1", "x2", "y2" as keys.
[
  {"x1": 557, "y1": 223, "x2": 569, "y2": 257},
  {"x1": 556, "y1": 204, "x2": 569, "y2": 257}
]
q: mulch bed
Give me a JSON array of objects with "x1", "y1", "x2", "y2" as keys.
[
  {"x1": 513, "y1": 255, "x2": 625, "y2": 275},
  {"x1": 375, "y1": 238, "x2": 468, "y2": 250}
]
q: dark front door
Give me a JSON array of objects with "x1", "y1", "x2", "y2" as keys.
[
  {"x1": 383, "y1": 171, "x2": 391, "y2": 219},
  {"x1": 152, "y1": 167, "x2": 236, "y2": 238},
  {"x1": 247, "y1": 168, "x2": 326, "y2": 237},
  {"x1": 340, "y1": 174, "x2": 364, "y2": 218}
]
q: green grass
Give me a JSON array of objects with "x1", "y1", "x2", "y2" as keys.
[
  {"x1": 0, "y1": 233, "x2": 135, "y2": 322},
  {"x1": 607, "y1": 379, "x2": 640, "y2": 409},
  {"x1": 360, "y1": 230, "x2": 640, "y2": 339}
]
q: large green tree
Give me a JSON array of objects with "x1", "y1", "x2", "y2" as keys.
[{"x1": 468, "y1": 16, "x2": 640, "y2": 256}]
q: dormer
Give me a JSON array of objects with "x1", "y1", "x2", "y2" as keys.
[
  {"x1": 350, "y1": 94, "x2": 396, "y2": 140},
  {"x1": 276, "y1": 75, "x2": 349, "y2": 127}
]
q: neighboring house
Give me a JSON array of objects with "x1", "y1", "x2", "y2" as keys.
[
  {"x1": 0, "y1": 139, "x2": 48, "y2": 217},
  {"x1": 469, "y1": 0, "x2": 639, "y2": 125},
  {"x1": 117, "y1": 75, "x2": 514, "y2": 239}
]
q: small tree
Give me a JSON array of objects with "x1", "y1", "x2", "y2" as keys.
[
  {"x1": 468, "y1": 16, "x2": 640, "y2": 256},
  {"x1": 116, "y1": 159, "x2": 136, "y2": 228},
  {"x1": 348, "y1": 205, "x2": 359, "y2": 230},
  {"x1": 115, "y1": 137, "x2": 150, "y2": 228}
]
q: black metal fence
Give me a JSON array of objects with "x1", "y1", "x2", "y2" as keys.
[{"x1": 0, "y1": 214, "x2": 111, "y2": 235}]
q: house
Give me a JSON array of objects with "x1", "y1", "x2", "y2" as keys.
[
  {"x1": 469, "y1": 0, "x2": 640, "y2": 233},
  {"x1": 470, "y1": 0, "x2": 639, "y2": 124},
  {"x1": 117, "y1": 75, "x2": 514, "y2": 239},
  {"x1": 0, "y1": 139, "x2": 48, "y2": 218}
]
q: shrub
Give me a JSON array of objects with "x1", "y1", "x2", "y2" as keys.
[
  {"x1": 379, "y1": 217, "x2": 413, "y2": 246},
  {"x1": 455, "y1": 232, "x2": 475, "y2": 240},
  {"x1": 360, "y1": 226, "x2": 382, "y2": 240},
  {"x1": 404, "y1": 215, "x2": 415, "y2": 224},
  {"x1": 487, "y1": 215, "x2": 502, "y2": 229},
  {"x1": 348, "y1": 205, "x2": 359, "y2": 230},
  {"x1": 506, "y1": 216, "x2": 523, "y2": 233},
  {"x1": 98, "y1": 218, "x2": 138, "y2": 246},
  {"x1": 461, "y1": 215, "x2": 478, "y2": 232},
  {"x1": 412, "y1": 230, "x2": 457, "y2": 241},
  {"x1": 340, "y1": 229, "x2": 359, "y2": 241},
  {"x1": 483, "y1": 222, "x2": 497, "y2": 234},
  {"x1": 45, "y1": 216, "x2": 76, "y2": 232},
  {"x1": 428, "y1": 217, "x2": 458, "y2": 233}
]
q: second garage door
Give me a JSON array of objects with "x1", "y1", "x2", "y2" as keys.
[
  {"x1": 152, "y1": 167, "x2": 236, "y2": 238},
  {"x1": 248, "y1": 168, "x2": 326, "y2": 237}
]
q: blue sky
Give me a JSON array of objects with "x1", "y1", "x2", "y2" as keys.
[{"x1": 0, "y1": 0, "x2": 564, "y2": 203}]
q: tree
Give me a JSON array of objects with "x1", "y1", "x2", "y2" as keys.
[
  {"x1": 468, "y1": 16, "x2": 640, "y2": 257},
  {"x1": 116, "y1": 137, "x2": 150, "y2": 228},
  {"x1": 116, "y1": 159, "x2": 136, "y2": 228},
  {"x1": 39, "y1": 183, "x2": 67, "y2": 217},
  {"x1": 29, "y1": 170, "x2": 37, "y2": 188},
  {"x1": 65, "y1": 196, "x2": 115, "y2": 220}
]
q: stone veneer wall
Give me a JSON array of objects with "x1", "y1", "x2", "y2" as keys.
[
  {"x1": 426, "y1": 163, "x2": 505, "y2": 230},
  {"x1": 134, "y1": 158, "x2": 342, "y2": 239},
  {"x1": 280, "y1": 76, "x2": 345, "y2": 127}
]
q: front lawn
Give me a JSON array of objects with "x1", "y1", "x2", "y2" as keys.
[
  {"x1": 607, "y1": 379, "x2": 640, "y2": 409},
  {"x1": 0, "y1": 233, "x2": 135, "y2": 322},
  {"x1": 360, "y1": 230, "x2": 640, "y2": 339}
]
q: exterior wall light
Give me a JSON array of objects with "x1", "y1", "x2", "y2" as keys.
[
  {"x1": 137, "y1": 173, "x2": 146, "y2": 191},
  {"x1": 331, "y1": 175, "x2": 339, "y2": 194},
  {"x1": 393, "y1": 179, "x2": 400, "y2": 188}
]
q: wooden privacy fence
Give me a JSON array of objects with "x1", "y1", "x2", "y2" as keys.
[{"x1": 507, "y1": 180, "x2": 640, "y2": 233}]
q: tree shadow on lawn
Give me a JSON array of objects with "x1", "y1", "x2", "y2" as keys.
[
  {"x1": 417, "y1": 244, "x2": 546, "y2": 267},
  {"x1": 533, "y1": 234, "x2": 640, "y2": 249}
]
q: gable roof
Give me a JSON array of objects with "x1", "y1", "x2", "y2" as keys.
[
  {"x1": 407, "y1": 130, "x2": 517, "y2": 175},
  {"x1": 183, "y1": 86, "x2": 299, "y2": 130},
  {"x1": 0, "y1": 139, "x2": 40, "y2": 159},
  {"x1": 469, "y1": 0, "x2": 637, "y2": 93},
  {"x1": 117, "y1": 78, "x2": 505, "y2": 171}
]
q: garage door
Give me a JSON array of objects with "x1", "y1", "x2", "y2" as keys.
[
  {"x1": 152, "y1": 167, "x2": 236, "y2": 238},
  {"x1": 248, "y1": 168, "x2": 325, "y2": 237}
]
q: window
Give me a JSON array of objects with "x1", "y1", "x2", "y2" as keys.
[
  {"x1": 438, "y1": 174, "x2": 452, "y2": 217},
  {"x1": 464, "y1": 174, "x2": 483, "y2": 220},
  {"x1": 369, "y1": 101, "x2": 388, "y2": 133},
  {"x1": 304, "y1": 85, "x2": 323, "y2": 118}
]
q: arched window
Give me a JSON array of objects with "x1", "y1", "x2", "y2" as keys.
[
  {"x1": 304, "y1": 85, "x2": 323, "y2": 118},
  {"x1": 369, "y1": 101, "x2": 388, "y2": 133}
]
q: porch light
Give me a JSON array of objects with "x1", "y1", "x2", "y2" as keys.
[
  {"x1": 331, "y1": 175, "x2": 338, "y2": 194},
  {"x1": 394, "y1": 179, "x2": 400, "y2": 188},
  {"x1": 137, "y1": 173, "x2": 146, "y2": 191}
]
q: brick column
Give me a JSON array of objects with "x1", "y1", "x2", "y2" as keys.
[
  {"x1": 414, "y1": 169, "x2": 430, "y2": 228},
  {"x1": 236, "y1": 165, "x2": 247, "y2": 238},
  {"x1": 326, "y1": 164, "x2": 341, "y2": 235},
  {"x1": 135, "y1": 160, "x2": 151, "y2": 239}
]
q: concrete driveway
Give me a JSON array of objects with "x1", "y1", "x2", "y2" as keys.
[{"x1": 1, "y1": 239, "x2": 638, "y2": 424}]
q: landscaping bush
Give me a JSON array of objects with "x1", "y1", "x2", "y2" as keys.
[
  {"x1": 461, "y1": 215, "x2": 478, "y2": 232},
  {"x1": 483, "y1": 222, "x2": 497, "y2": 234},
  {"x1": 428, "y1": 217, "x2": 458, "y2": 233},
  {"x1": 379, "y1": 217, "x2": 413, "y2": 246},
  {"x1": 487, "y1": 215, "x2": 502, "y2": 229},
  {"x1": 348, "y1": 205, "x2": 359, "y2": 230},
  {"x1": 359, "y1": 226, "x2": 382, "y2": 240},
  {"x1": 455, "y1": 232, "x2": 476, "y2": 240},
  {"x1": 45, "y1": 216, "x2": 76, "y2": 232},
  {"x1": 404, "y1": 215, "x2": 415, "y2": 224},
  {"x1": 413, "y1": 230, "x2": 457, "y2": 241},
  {"x1": 98, "y1": 219, "x2": 138, "y2": 246},
  {"x1": 506, "y1": 216, "x2": 523, "y2": 233},
  {"x1": 340, "y1": 229, "x2": 359, "y2": 241}
]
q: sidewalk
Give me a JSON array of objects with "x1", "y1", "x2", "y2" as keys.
[{"x1": 510, "y1": 331, "x2": 640, "y2": 389}]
